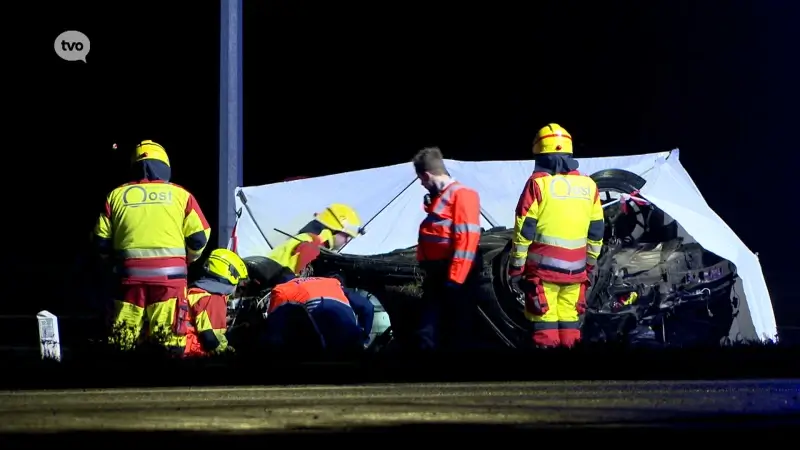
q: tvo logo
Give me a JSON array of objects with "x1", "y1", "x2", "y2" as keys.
[
  {"x1": 54, "y1": 30, "x2": 90, "y2": 63},
  {"x1": 122, "y1": 185, "x2": 173, "y2": 207},
  {"x1": 549, "y1": 177, "x2": 592, "y2": 200}
]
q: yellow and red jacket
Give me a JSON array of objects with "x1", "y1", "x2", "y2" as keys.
[
  {"x1": 416, "y1": 181, "x2": 482, "y2": 284},
  {"x1": 267, "y1": 230, "x2": 333, "y2": 275},
  {"x1": 94, "y1": 179, "x2": 211, "y2": 284},
  {"x1": 268, "y1": 276, "x2": 350, "y2": 314},
  {"x1": 512, "y1": 170, "x2": 604, "y2": 284},
  {"x1": 182, "y1": 287, "x2": 231, "y2": 356}
]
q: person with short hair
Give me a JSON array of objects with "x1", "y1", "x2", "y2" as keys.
[{"x1": 411, "y1": 147, "x2": 483, "y2": 351}]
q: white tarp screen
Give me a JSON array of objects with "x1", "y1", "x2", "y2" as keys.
[
  {"x1": 637, "y1": 154, "x2": 777, "y2": 343},
  {"x1": 233, "y1": 149, "x2": 777, "y2": 342}
]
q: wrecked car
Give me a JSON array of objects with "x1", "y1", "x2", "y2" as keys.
[{"x1": 231, "y1": 169, "x2": 741, "y2": 352}]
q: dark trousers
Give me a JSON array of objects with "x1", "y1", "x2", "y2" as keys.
[
  {"x1": 308, "y1": 299, "x2": 364, "y2": 352},
  {"x1": 412, "y1": 268, "x2": 478, "y2": 352},
  {"x1": 262, "y1": 300, "x2": 363, "y2": 355},
  {"x1": 261, "y1": 303, "x2": 324, "y2": 355}
]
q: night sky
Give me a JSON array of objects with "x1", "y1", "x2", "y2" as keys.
[{"x1": 36, "y1": 1, "x2": 798, "y2": 335}]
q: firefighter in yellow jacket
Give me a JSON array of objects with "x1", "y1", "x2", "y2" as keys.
[
  {"x1": 508, "y1": 124, "x2": 605, "y2": 348},
  {"x1": 258, "y1": 204, "x2": 364, "y2": 287},
  {"x1": 178, "y1": 248, "x2": 248, "y2": 357},
  {"x1": 94, "y1": 140, "x2": 212, "y2": 350}
]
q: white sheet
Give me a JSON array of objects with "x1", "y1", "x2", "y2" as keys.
[{"x1": 638, "y1": 151, "x2": 777, "y2": 342}]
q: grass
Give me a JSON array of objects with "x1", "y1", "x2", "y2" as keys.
[
  {"x1": 6, "y1": 282, "x2": 794, "y2": 390},
  {"x1": 4, "y1": 336, "x2": 798, "y2": 391}
]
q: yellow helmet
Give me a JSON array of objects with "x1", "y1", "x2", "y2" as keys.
[
  {"x1": 314, "y1": 203, "x2": 364, "y2": 238},
  {"x1": 133, "y1": 140, "x2": 171, "y2": 167},
  {"x1": 533, "y1": 123, "x2": 573, "y2": 155},
  {"x1": 204, "y1": 248, "x2": 249, "y2": 286}
]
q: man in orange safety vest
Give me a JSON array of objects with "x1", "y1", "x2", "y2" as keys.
[{"x1": 412, "y1": 147, "x2": 483, "y2": 352}]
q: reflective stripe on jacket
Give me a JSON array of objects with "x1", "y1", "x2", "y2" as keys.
[
  {"x1": 182, "y1": 287, "x2": 230, "y2": 356},
  {"x1": 268, "y1": 276, "x2": 350, "y2": 314},
  {"x1": 94, "y1": 180, "x2": 211, "y2": 284},
  {"x1": 416, "y1": 181, "x2": 482, "y2": 284},
  {"x1": 512, "y1": 170, "x2": 604, "y2": 284}
]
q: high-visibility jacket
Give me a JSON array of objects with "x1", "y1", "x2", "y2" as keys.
[
  {"x1": 181, "y1": 287, "x2": 230, "y2": 356},
  {"x1": 268, "y1": 276, "x2": 350, "y2": 314},
  {"x1": 268, "y1": 277, "x2": 375, "y2": 343},
  {"x1": 416, "y1": 181, "x2": 482, "y2": 284},
  {"x1": 94, "y1": 180, "x2": 211, "y2": 284},
  {"x1": 267, "y1": 230, "x2": 333, "y2": 276},
  {"x1": 512, "y1": 170, "x2": 605, "y2": 284}
]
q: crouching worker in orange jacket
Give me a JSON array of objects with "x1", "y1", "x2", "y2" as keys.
[
  {"x1": 263, "y1": 276, "x2": 374, "y2": 354},
  {"x1": 178, "y1": 248, "x2": 249, "y2": 357},
  {"x1": 509, "y1": 124, "x2": 604, "y2": 348}
]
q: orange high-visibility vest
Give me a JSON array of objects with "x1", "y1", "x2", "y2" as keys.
[{"x1": 416, "y1": 181, "x2": 482, "y2": 284}]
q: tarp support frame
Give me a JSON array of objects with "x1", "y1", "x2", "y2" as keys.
[
  {"x1": 236, "y1": 190, "x2": 274, "y2": 250},
  {"x1": 339, "y1": 177, "x2": 418, "y2": 252}
]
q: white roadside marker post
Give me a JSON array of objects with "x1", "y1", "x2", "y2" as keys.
[{"x1": 37, "y1": 310, "x2": 62, "y2": 362}]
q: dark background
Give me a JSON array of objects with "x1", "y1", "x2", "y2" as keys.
[{"x1": 27, "y1": 1, "x2": 798, "y2": 335}]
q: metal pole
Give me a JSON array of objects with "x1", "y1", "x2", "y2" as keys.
[{"x1": 218, "y1": 0, "x2": 244, "y2": 248}]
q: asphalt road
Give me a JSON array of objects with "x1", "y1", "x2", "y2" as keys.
[{"x1": 0, "y1": 380, "x2": 798, "y2": 433}]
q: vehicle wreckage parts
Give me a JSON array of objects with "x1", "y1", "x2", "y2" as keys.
[
  {"x1": 591, "y1": 169, "x2": 678, "y2": 245},
  {"x1": 582, "y1": 239, "x2": 739, "y2": 347}
]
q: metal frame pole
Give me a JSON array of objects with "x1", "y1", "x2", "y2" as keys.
[{"x1": 218, "y1": 0, "x2": 244, "y2": 248}]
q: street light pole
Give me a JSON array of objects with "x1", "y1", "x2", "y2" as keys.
[{"x1": 218, "y1": 0, "x2": 244, "y2": 248}]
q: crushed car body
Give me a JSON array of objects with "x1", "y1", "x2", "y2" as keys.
[{"x1": 229, "y1": 149, "x2": 778, "y2": 351}]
